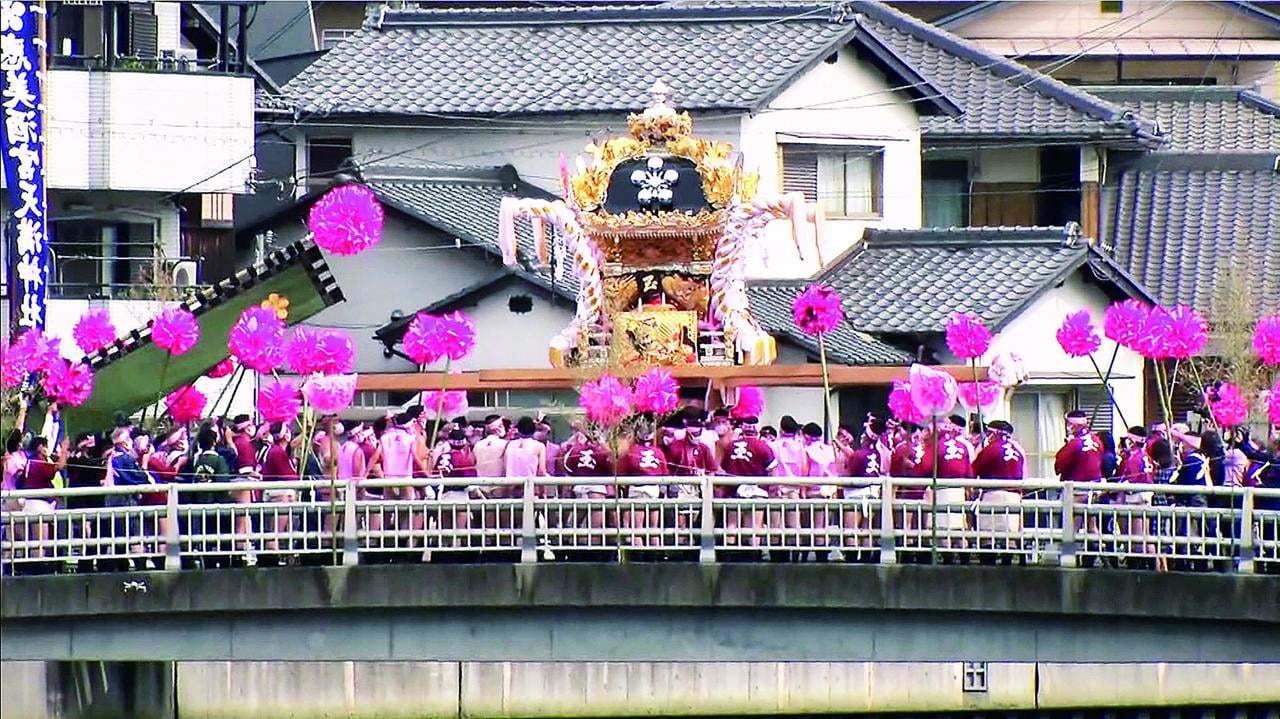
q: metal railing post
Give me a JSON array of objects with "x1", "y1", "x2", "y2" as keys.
[
  {"x1": 1238, "y1": 488, "x2": 1255, "y2": 575},
  {"x1": 879, "y1": 476, "x2": 896, "y2": 565},
  {"x1": 520, "y1": 477, "x2": 537, "y2": 564},
  {"x1": 342, "y1": 481, "x2": 359, "y2": 567},
  {"x1": 164, "y1": 485, "x2": 181, "y2": 571},
  {"x1": 1059, "y1": 481, "x2": 1076, "y2": 568},
  {"x1": 699, "y1": 475, "x2": 716, "y2": 564}
]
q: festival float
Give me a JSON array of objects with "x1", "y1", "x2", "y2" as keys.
[{"x1": 498, "y1": 81, "x2": 825, "y2": 370}]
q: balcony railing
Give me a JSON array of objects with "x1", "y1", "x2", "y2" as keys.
[{"x1": 3, "y1": 478, "x2": 1277, "y2": 573}]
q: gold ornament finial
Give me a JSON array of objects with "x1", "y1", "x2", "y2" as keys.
[{"x1": 628, "y1": 79, "x2": 693, "y2": 142}]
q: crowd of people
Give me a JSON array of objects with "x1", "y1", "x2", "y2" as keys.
[{"x1": 3, "y1": 400, "x2": 1279, "y2": 572}]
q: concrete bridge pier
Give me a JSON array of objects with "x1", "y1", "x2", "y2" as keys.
[{"x1": 5, "y1": 661, "x2": 174, "y2": 719}]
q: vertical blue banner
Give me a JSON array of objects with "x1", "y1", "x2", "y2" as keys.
[{"x1": 2, "y1": 0, "x2": 49, "y2": 331}]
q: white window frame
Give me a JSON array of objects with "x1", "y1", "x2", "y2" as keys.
[
  {"x1": 321, "y1": 28, "x2": 357, "y2": 50},
  {"x1": 780, "y1": 143, "x2": 884, "y2": 220}
]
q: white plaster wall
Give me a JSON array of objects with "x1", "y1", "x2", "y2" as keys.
[
  {"x1": 154, "y1": 2, "x2": 182, "y2": 53},
  {"x1": 258, "y1": 213, "x2": 513, "y2": 373},
  {"x1": 741, "y1": 45, "x2": 922, "y2": 279},
  {"x1": 445, "y1": 283, "x2": 575, "y2": 371},
  {"x1": 761, "y1": 343, "x2": 827, "y2": 427},
  {"x1": 948, "y1": 0, "x2": 1280, "y2": 40},
  {"x1": 46, "y1": 71, "x2": 255, "y2": 194},
  {"x1": 973, "y1": 147, "x2": 1039, "y2": 184},
  {"x1": 932, "y1": 273, "x2": 1147, "y2": 430}
]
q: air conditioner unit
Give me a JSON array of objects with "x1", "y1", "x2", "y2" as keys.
[{"x1": 171, "y1": 261, "x2": 198, "y2": 288}]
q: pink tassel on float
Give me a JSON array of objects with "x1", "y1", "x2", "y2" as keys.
[
  {"x1": 497, "y1": 197, "x2": 519, "y2": 267},
  {"x1": 531, "y1": 215, "x2": 549, "y2": 267}
]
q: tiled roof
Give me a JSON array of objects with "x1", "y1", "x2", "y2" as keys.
[
  {"x1": 363, "y1": 164, "x2": 576, "y2": 293},
  {"x1": 1085, "y1": 86, "x2": 1280, "y2": 153},
  {"x1": 818, "y1": 226, "x2": 1150, "y2": 334},
  {"x1": 279, "y1": 1, "x2": 1157, "y2": 146},
  {"x1": 746, "y1": 281, "x2": 915, "y2": 365},
  {"x1": 1107, "y1": 155, "x2": 1280, "y2": 315},
  {"x1": 283, "y1": 3, "x2": 873, "y2": 115},
  {"x1": 851, "y1": 2, "x2": 1161, "y2": 145}
]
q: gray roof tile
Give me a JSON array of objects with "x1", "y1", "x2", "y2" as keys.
[
  {"x1": 746, "y1": 281, "x2": 915, "y2": 365},
  {"x1": 280, "y1": 1, "x2": 1158, "y2": 146},
  {"x1": 363, "y1": 164, "x2": 579, "y2": 294},
  {"x1": 851, "y1": 2, "x2": 1160, "y2": 144},
  {"x1": 1107, "y1": 159, "x2": 1280, "y2": 314},
  {"x1": 819, "y1": 226, "x2": 1098, "y2": 334},
  {"x1": 1086, "y1": 86, "x2": 1280, "y2": 153}
]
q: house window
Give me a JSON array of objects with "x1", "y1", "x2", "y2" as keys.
[
  {"x1": 962, "y1": 662, "x2": 989, "y2": 692},
  {"x1": 1011, "y1": 389, "x2": 1070, "y2": 479},
  {"x1": 781, "y1": 144, "x2": 883, "y2": 218},
  {"x1": 1099, "y1": 1, "x2": 1123, "y2": 13},
  {"x1": 922, "y1": 159, "x2": 969, "y2": 227},
  {"x1": 321, "y1": 28, "x2": 357, "y2": 50},
  {"x1": 307, "y1": 136, "x2": 353, "y2": 190}
]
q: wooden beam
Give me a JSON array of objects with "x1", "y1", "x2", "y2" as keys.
[{"x1": 356, "y1": 365, "x2": 988, "y2": 392}]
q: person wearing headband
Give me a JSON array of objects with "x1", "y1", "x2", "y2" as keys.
[
  {"x1": 919, "y1": 413, "x2": 975, "y2": 557},
  {"x1": 720, "y1": 415, "x2": 777, "y2": 553},
  {"x1": 972, "y1": 419, "x2": 1026, "y2": 559},
  {"x1": 506, "y1": 416, "x2": 552, "y2": 558},
  {"x1": 433, "y1": 428, "x2": 476, "y2": 547},
  {"x1": 618, "y1": 420, "x2": 669, "y2": 548},
  {"x1": 560, "y1": 424, "x2": 614, "y2": 544},
  {"x1": 664, "y1": 414, "x2": 717, "y2": 547}
]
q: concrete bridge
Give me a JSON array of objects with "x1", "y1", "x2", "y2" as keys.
[{"x1": 3, "y1": 564, "x2": 1278, "y2": 717}]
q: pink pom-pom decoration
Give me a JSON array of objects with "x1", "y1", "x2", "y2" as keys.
[
  {"x1": 207, "y1": 357, "x2": 236, "y2": 379},
  {"x1": 1, "y1": 350, "x2": 25, "y2": 388},
  {"x1": 72, "y1": 308, "x2": 116, "y2": 354},
  {"x1": 1056, "y1": 310, "x2": 1101, "y2": 358},
  {"x1": 730, "y1": 385, "x2": 765, "y2": 419},
  {"x1": 888, "y1": 380, "x2": 925, "y2": 425},
  {"x1": 421, "y1": 389, "x2": 469, "y2": 418},
  {"x1": 257, "y1": 378, "x2": 302, "y2": 423},
  {"x1": 944, "y1": 312, "x2": 992, "y2": 360},
  {"x1": 1267, "y1": 380, "x2": 1280, "y2": 425},
  {"x1": 151, "y1": 306, "x2": 200, "y2": 355},
  {"x1": 908, "y1": 364, "x2": 958, "y2": 418},
  {"x1": 632, "y1": 368, "x2": 680, "y2": 414},
  {"x1": 1103, "y1": 299, "x2": 1150, "y2": 350},
  {"x1": 958, "y1": 380, "x2": 1002, "y2": 411},
  {"x1": 1253, "y1": 315, "x2": 1280, "y2": 367},
  {"x1": 41, "y1": 359, "x2": 94, "y2": 407},
  {"x1": 301, "y1": 374, "x2": 358, "y2": 414},
  {"x1": 307, "y1": 184, "x2": 384, "y2": 256},
  {"x1": 11, "y1": 329, "x2": 61, "y2": 375},
  {"x1": 1160, "y1": 305, "x2": 1209, "y2": 360},
  {"x1": 791, "y1": 283, "x2": 844, "y2": 336},
  {"x1": 284, "y1": 327, "x2": 356, "y2": 376},
  {"x1": 402, "y1": 311, "x2": 476, "y2": 366},
  {"x1": 165, "y1": 386, "x2": 208, "y2": 424},
  {"x1": 1205, "y1": 382, "x2": 1249, "y2": 429},
  {"x1": 579, "y1": 374, "x2": 633, "y2": 427},
  {"x1": 229, "y1": 306, "x2": 286, "y2": 373}
]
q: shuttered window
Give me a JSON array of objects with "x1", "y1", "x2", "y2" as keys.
[
  {"x1": 780, "y1": 144, "x2": 883, "y2": 217},
  {"x1": 128, "y1": 4, "x2": 158, "y2": 57},
  {"x1": 1074, "y1": 384, "x2": 1115, "y2": 435}
]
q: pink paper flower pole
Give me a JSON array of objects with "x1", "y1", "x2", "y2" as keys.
[
  {"x1": 12, "y1": 329, "x2": 61, "y2": 374},
  {"x1": 207, "y1": 357, "x2": 237, "y2": 379},
  {"x1": 1, "y1": 351, "x2": 25, "y2": 388},
  {"x1": 633, "y1": 368, "x2": 680, "y2": 414},
  {"x1": 1266, "y1": 380, "x2": 1280, "y2": 425},
  {"x1": 791, "y1": 283, "x2": 843, "y2": 336},
  {"x1": 166, "y1": 386, "x2": 208, "y2": 424},
  {"x1": 908, "y1": 364, "x2": 958, "y2": 418},
  {"x1": 72, "y1": 308, "x2": 117, "y2": 355},
  {"x1": 420, "y1": 389, "x2": 469, "y2": 418},
  {"x1": 1205, "y1": 382, "x2": 1249, "y2": 429},
  {"x1": 307, "y1": 184, "x2": 385, "y2": 256},
  {"x1": 229, "y1": 306, "x2": 286, "y2": 373},
  {"x1": 1056, "y1": 310, "x2": 1101, "y2": 358},
  {"x1": 41, "y1": 359, "x2": 94, "y2": 407},
  {"x1": 944, "y1": 312, "x2": 991, "y2": 360},
  {"x1": 403, "y1": 313, "x2": 442, "y2": 366},
  {"x1": 432, "y1": 311, "x2": 477, "y2": 363},
  {"x1": 579, "y1": 374, "x2": 634, "y2": 427},
  {"x1": 152, "y1": 306, "x2": 200, "y2": 356},
  {"x1": 315, "y1": 329, "x2": 356, "y2": 375},
  {"x1": 1103, "y1": 299, "x2": 1150, "y2": 351},
  {"x1": 729, "y1": 385, "x2": 765, "y2": 419},
  {"x1": 1252, "y1": 315, "x2": 1280, "y2": 367},
  {"x1": 258, "y1": 379, "x2": 302, "y2": 424},
  {"x1": 888, "y1": 379, "x2": 925, "y2": 425},
  {"x1": 284, "y1": 327, "x2": 354, "y2": 376},
  {"x1": 302, "y1": 374, "x2": 358, "y2": 414},
  {"x1": 1160, "y1": 305, "x2": 1209, "y2": 360},
  {"x1": 958, "y1": 380, "x2": 1002, "y2": 412}
]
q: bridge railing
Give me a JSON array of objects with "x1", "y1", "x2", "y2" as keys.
[{"x1": 2, "y1": 477, "x2": 1277, "y2": 572}]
